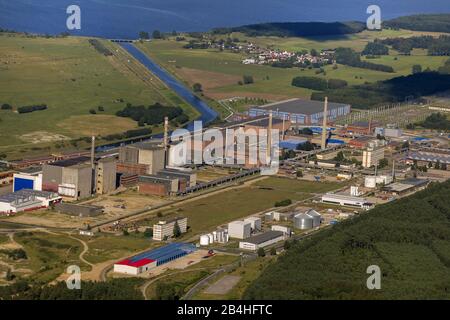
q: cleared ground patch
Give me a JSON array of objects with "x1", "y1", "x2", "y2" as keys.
[
  {"x1": 204, "y1": 275, "x2": 241, "y2": 295},
  {"x1": 57, "y1": 114, "x2": 137, "y2": 136}
]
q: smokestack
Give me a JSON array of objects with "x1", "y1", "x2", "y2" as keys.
[
  {"x1": 91, "y1": 135, "x2": 96, "y2": 195},
  {"x1": 164, "y1": 117, "x2": 169, "y2": 151},
  {"x1": 267, "y1": 111, "x2": 273, "y2": 162},
  {"x1": 321, "y1": 97, "x2": 328, "y2": 150},
  {"x1": 91, "y1": 135, "x2": 96, "y2": 170},
  {"x1": 392, "y1": 159, "x2": 396, "y2": 180},
  {"x1": 164, "y1": 116, "x2": 169, "y2": 168}
]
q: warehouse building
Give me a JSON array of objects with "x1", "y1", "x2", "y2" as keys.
[
  {"x1": 55, "y1": 203, "x2": 103, "y2": 217},
  {"x1": 239, "y1": 231, "x2": 285, "y2": 251},
  {"x1": 13, "y1": 167, "x2": 43, "y2": 192},
  {"x1": 158, "y1": 169, "x2": 197, "y2": 188},
  {"x1": 114, "y1": 242, "x2": 197, "y2": 275},
  {"x1": 228, "y1": 220, "x2": 252, "y2": 239},
  {"x1": 0, "y1": 189, "x2": 61, "y2": 214},
  {"x1": 271, "y1": 225, "x2": 291, "y2": 236},
  {"x1": 153, "y1": 217, "x2": 188, "y2": 241},
  {"x1": 321, "y1": 193, "x2": 373, "y2": 209},
  {"x1": 138, "y1": 175, "x2": 180, "y2": 196},
  {"x1": 382, "y1": 178, "x2": 429, "y2": 195},
  {"x1": 248, "y1": 98, "x2": 351, "y2": 125}
]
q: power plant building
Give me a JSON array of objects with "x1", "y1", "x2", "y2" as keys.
[
  {"x1": 244, "y1": 216, "x2": 262, "y2": 232},
  {"x1": 95, "y1": 158, "x2": 117, "y2": 195},
  {"x1": 13, "y1": 167, "x2": 43, "y2": 192},
  {"x1": 118, "y1": 141, "x2": 165, "y2": 175},
  {"x1": 248, "y1": 98, "x2": 350, "y2": 125},
  {"x1": 42, "y1": 156, "x2": 93, "y2": 200}
]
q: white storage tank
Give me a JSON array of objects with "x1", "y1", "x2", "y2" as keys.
[
  {"x1": 212, "y1": 231, "x2": 218, "y2": 242},
  {"x1": 294, "y1": 213, "x2": 314, "y2": 230},
  {"x1": 208, "y1": 233, "x2": 214, "y2": 244},
  {"x1": 365, "y1": 176, "x2": 377, "y2": 188},
  {"x1": 200, "y1": 235, "x2": 210, "y2": 246}
]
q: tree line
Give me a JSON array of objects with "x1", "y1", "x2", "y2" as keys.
[{"x1": 244, "y1": 180, "x2": 450, "y2": 299}]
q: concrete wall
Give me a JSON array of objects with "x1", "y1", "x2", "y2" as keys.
[
  {"x1": 62, "y1": 165, "x2": 92, "y2": 200},
  {"x1": 42, "y1": 165, "x2": 63, "y2": 192},
  {"x1": 119, "y1": 146, "x2": 139, "y2": 164}
]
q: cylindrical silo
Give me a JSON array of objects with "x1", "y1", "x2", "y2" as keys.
[
  {"x1": 294, "y1": 213, "x2": 314, "y2": 230},
  {"x1": 200, "y1": 235, "x2": 210, "y2": 246}
]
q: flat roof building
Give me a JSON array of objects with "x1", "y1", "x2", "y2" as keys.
[
  {"x1": 0, "y1": 189, "x2": 61, "y2": 215},
  {"x1": 228, "y1": 220, "x2": 252, "y2": 239},
  {"x1": 322, "y1": 193, "x2": 373, "y2": 209},
  {"x1": 239, "y1": 231, "x2": 285, "y2": 251},
  {"x1": 114, "y1": 242, "x2": 197, "y2": 275},
  {"x1": 249, "y1": 98, "x2": 350, "y2": 125}
]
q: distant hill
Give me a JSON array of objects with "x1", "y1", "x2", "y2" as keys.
[
  {"x1": 244, "y1": 180, "x2": 450, "y2": 300},
  {"x1": 212, "y1": 21, "x2": 366, "y2": 37},
  {"x1": 385, "y1": 14, "x2": 450, "y2": 33}
]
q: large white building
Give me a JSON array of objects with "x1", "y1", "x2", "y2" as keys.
[
  {"x1": 362, "y1": 141, "x2": 385, "y2": 168},
  {"x1": 239, "y1": 231, "x2": 285, "y2": 251},
  {"x1": 13, "y1": 168, "x2": 43, "y2": 192},
  {"x1": 0, "y1": 190, "x2": 61, "y2": 215},
  {"x1": 244, "y1": 217, "x2": 262, "y2": 232},
  {"x1": 228, "y1": 220, "x2": 252, "y2": 239},
  {"x1": 153, "y1": 217, "x2": 188, "y2": 241},
  {"x1": 321, "y1": 193, "x2": 373, "y2": 209}
]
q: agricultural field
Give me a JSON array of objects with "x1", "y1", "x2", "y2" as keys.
[
  {"x1": 138, "y1": 29, "x2": 448, "y2": 102},
  {"x1": 0, "y1": 33, "x2": 196, "y2": 157}
]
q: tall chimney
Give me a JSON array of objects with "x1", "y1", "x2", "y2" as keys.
[
  {"x1": 91, "y1": 135, "x2": 96, "y2": 194},
  {"x1": 392, "y1": 159, "x2": 396, "y2": 180},
  {"x1": 164, "y1": 116, "x2": 169, "y2": 167},
  {"x1": 321, "y1": 97, "x2": 328, "y2": 150},
  {"x1": 267, "y1": 111, "x2": 273, "y2": 162},
  {"x1": 91, "y1": 135, "x2": 96, "y2": 170}
]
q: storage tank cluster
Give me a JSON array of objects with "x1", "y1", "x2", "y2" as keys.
[
  {"x1": 200, "y1": 228, "x2": 229, "y2": 246},
  {"x1": 294, "y1": 209, "x2": 322, "y2": 230},
  {"x1": 365, "y1": 175, "x2": 393, "y2": 188}
]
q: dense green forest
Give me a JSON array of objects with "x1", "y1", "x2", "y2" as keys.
[
  {"x1": 116, "y1": 103, "x2": 185, "y2": 126},
  {"x1": 421, "y1": 113, "x2": 450, "y2": 131},
  {"x1": 385, "y1": 14, "x2": 450, "y2": 33},
  {"x1": 334, "y1": 47, "x2": 394, "y2": 72},
  {"x1": 244, "y1": 180, "x2": 450, "y2": 300},
  {"x1": 0, "y1": 279, "x2": 144, "y2": 300},
  {"x1": 379, "y1": 36, "x2": 450, "y2": 56},
  {"x1": 312, "y1": 72, "x2": 450, "y2": 109},
  {"x1": 212, "y1": 21, "x2": 365, "y2": 37}
]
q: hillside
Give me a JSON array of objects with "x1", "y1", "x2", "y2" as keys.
[
  {"x1": 244, "y1": 180, "x2": 450, "y2": 300},
  {"x1": 212, "y1": 21, "x2": 366, "y2": 37},
  {"x1": 385, "y1": 14, "x2": 450, "y2": 33}
]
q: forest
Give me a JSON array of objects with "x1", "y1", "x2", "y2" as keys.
[
  {"x1": 116, "y1": 103, "x2": 184, "y2": 126},
  {"x1": 379, "y1": 36, "x2": 450, "y2": 56},
  {"x1": 244, "y1": 180, "x2": 450, "y2": 300},
  {"x1": 311, "y1": 72, "x2": 450, "y2": 109},
  {"x1": 384, "y1": 14, "x2": 450, "y2": 33},
  {"x1": 0, "y1": 279, "x2": 145, "y2": 300},
  {"x1": 212, "y1": 21, "x2": 365, "y2": 37}
]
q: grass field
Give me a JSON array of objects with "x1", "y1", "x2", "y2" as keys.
[
  {"x1": 82, "y1": 233, "x2": 155, "y2": 264},
  {"x1": 13, "y1": 231, "x2": 88, "y2": 283},
  {"x1": 138, "y1": 29, "x2": 448, "y2": 102},
  {"x1": 145, "y1": 254, "x2": 238, "y2": 300},
  {"x1": 0, "y1": 234, "x2": 9, "y2": 245},
  {"x1": 155, "y1": 177, "x2": 341, "y2": 235},
  {"x1": 0, "y1": 33, "x2": 197, "y2": 156},
  {"x1": 193, "y1": 255, "x2": 276, "y2": 300}
]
